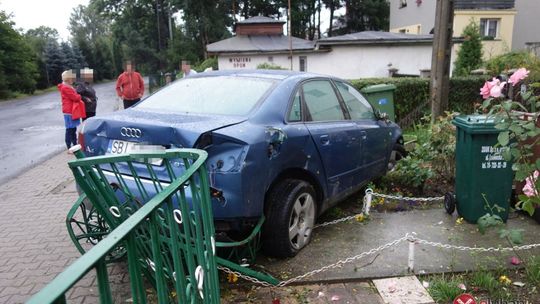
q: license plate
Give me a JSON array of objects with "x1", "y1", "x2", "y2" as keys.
[
  {"x1": 107, "y1": 140, "x2": 133, "y2": 155},
  {"x1": 107, "y1": 140, "x2": 165, "y2": 165}
]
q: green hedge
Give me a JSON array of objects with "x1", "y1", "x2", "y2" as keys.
[{"x1": 350, "y1": 76, "x2": 489, "y2": 121}]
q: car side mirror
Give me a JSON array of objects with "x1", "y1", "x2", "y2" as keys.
[{"x1": 375, "y1": 110, "x2": 389, "y2": 121}]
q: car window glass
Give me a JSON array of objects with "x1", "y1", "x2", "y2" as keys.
[
  {"x1": 137, "y1": 76, "x2": 275, "y2": 116},
  {"x1": 335, "y1": 81, "x2": 375, "y2": 120},
  {"x1": 303, "y1": 80, "x2": 345, "y2": 121},
  {"x1": 288, "y1": 90, "x2": 302, "y2": 122}
]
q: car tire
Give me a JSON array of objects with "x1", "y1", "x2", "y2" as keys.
[
  {"x1": 262, "y1": 179, "x2": 317, "y2": 258},
  {"x1": 388, "y1": 143, "x2": 407, "y2": 172}
]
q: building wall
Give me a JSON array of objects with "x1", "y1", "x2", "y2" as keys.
[
  {"x1": 512, "y1": 0, "x2": 540, "y2": 50},
  {"x1": 454, "y1": 9, "x2": 516, "y2": 59},
  {"x1": 216, "y1": 43, "x2": 450, "y2": 79},
  {"x1": 389, "y1": 0, "x2": 436, "y2": 35},
  {"x1": 217, "y1": 54, "x2": 304, "y2": 71}
]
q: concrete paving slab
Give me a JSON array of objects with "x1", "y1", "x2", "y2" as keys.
[
  {"x1": 373, "y1": 276, "x2": 434, "y2": 304},
  {"x1": 256, "y1": 209, "x2": 540, "y2": 283}
]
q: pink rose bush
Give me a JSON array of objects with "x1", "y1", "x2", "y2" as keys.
[
  {"x1": 508, "y1": 67, "x2": 529, "y2": 85},
  {"x1": 523, "y1": 170, "x2": 539, "y2": 198},
  {"x1": 480, "y1": 68, "x2": 530, "y2": 100}
]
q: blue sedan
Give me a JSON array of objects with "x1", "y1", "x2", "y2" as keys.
[{"x1": 80, "y1": 70, "x2": 403, "y2": 257}]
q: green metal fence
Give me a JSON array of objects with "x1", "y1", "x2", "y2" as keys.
[{"x1": 28, "y1": 148, "x2": 220, "y2": 303}]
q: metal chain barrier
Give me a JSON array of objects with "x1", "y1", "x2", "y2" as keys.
[
  {"x1": 315, "y1": 188, "x2": 444, "y2": 228},
  {"x1": 218, "y1": 233, "x2": 411, "y2": 287},
  {"x1": 218, "y1": 231, "x2": 540, "y2": 288}
]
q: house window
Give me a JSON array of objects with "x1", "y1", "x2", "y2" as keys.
[
  {"x1": 299, "y1": 56, "x2": 307, "y2": 72},
  {"x1": 480, "y1": 18, "x2": 499, "y2": 38}
]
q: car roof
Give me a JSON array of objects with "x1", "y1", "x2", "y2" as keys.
[{"x1": 190, "y1": 69, "x2": 339, "y2": 82}]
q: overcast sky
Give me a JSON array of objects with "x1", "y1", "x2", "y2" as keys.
[
  {"x1": 1, "y1": 0, "x2": 89, "y2": 40},
  {"x1": 1, "y1": 0, "x2": 342, "y2": 40}
]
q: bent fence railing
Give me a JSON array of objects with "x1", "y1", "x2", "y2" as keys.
[{"x1": 28, "y1": 148, "x2": 220, "y2": 303}]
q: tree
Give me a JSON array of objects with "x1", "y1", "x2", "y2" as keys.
[
  {"x1": 453, "y1": 20, "x2": 483, "y2": 77},
  {"x1": 333, "y1": 0, "x2": 389, "y2": 35},
  {"x1": 25, "y1": 26, "x2": 60, "y2": 88},
  {"x1": 322, "y1": 0, "x2": 342, "y2": 36},
  {"x1": 0, "y1": 11, "x2": 38, "y2": 98},
  {"x1": 43, "y1": 40, "x2": 65, "y2": 85}
]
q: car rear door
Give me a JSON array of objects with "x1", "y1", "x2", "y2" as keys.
[
  {"x1": 334, "y1": 81, "x2": 390, "y2": 181},
  {"x1": 301, "y1": 79, "x2": 363, "y2": 196}
]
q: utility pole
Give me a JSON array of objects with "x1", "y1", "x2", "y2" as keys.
[
  {"x1": 430, "y1": 0, "x2": 454, "y2": 124},
  {"x1": 288, "y1": 0, "x2": 293, "y2": 70}
]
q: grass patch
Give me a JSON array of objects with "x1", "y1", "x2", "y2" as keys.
[
  {"x1": 427, "y1": 274, "x2": 464, "y2": 303},
  {"x1": 526, "y1": 255, "x2": 540, "y2": 287}
]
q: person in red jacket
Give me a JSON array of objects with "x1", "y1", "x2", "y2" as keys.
[
  {"x1": 116, "y1": 60, "x2": 144, "y2": 109},
  {"x1": 58, "y1": 69, "x2": 86, "y2": 150}
]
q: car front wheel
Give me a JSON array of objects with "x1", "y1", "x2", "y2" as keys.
[{"x1": 263, "y1": 179, "x2": 317, "y2": 257}]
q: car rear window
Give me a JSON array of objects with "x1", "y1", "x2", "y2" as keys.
[{"x1": 137, "y1": 76, "x2": 275, "y2": 116}]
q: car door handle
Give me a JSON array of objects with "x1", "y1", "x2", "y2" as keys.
[
  {"x1": 360, "y1": 131, "x2": 367, "y2": 140},
  {"x1": 319, "y1": 135, "x2": 330, "y2": 145}
]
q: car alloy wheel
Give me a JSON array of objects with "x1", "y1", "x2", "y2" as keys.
[
  {"x1": 289, "y1": 192, "x2": 316, "y2": 250},
  {"x1": 262, "y1": 179, "x2": 317, "y2": 257}
]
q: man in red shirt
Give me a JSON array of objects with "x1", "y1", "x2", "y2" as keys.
[{"x1": 116, "y1": 60, "x2": 144, "y2": 109}]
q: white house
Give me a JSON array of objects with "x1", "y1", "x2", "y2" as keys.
[{"x1": 207, "y1": 16, "x2": 456, "y2": 79}]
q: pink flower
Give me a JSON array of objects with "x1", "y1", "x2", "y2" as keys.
[
  {"x1": 480, "y1": 80, "x2": 493, "y2": 99},
  {"x1": 523, "y1": 170, "x2": 539, "y2": 197},
  {"x1": 510, "y1": 256, "x2": 522, "y2": 265},
  {"x1": 509, "y1": 68, "x2": 529, "y2": 86},
  {"x1": 489, "y1": 79, "x2": 506, "y2": 98}
]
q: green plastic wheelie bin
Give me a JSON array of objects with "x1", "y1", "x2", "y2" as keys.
[
  {"x1": 361, "y1": 84, "x2": 397, "y2": 121},
  {"x1": 446, "y1": 115, "x2": 513, "y2": 223}
]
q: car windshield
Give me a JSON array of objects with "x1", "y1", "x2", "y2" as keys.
[{"x1": 137, "y1": 76, "x2": 275, "y2": 115}]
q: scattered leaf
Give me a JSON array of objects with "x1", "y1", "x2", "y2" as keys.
[
  {"x1": 331, "y1": 295, "x2": 340, "y2": 301},
  {"x1": 513, "y1": 281, "x2": 526, "y2": 287}
]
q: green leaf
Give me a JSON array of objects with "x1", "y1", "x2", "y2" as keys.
[
  {"x1": 502, "y1": 148, "x2": 512, "y2": 161},
  {"x1": 502, "y1": 101, "x2": 513, "y2": 111},
  {"x1": 498, "y1": 131, "x2": 510, "y2": 146},
  {"x1": 500, "y1": 229, "x2": 524, "y2": 245},
  {"x1": 508, "y1": 124, "x2": 523, "y2": 134},
  {"x1": 524, "y1": 122, "x2": 536, "y2": 130},
  {"x1": 515, "y1": 169, "x2": 529, "y2": 181},
  {"x1": 522, "y1": 201, "x2": 536, "y2": 216}
]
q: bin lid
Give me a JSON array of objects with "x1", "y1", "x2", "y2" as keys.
[
  {"x1": 360, "y1": 84, "x2": 397, "y2": 94},
  {"x1": 452, "y1": 115, "x2": 501, "y2": 134}
]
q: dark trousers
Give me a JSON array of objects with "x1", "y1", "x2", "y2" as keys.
[
  {"x1": 123, "y1": 98, "x2": 140, "y2": 109},
  {"x1": 65, "y1": 128, "x2": 77, "y2": 149}
]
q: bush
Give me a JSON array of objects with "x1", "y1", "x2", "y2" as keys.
[
  {"x1": 256, "y1": 62, "x2": 286, "y2": 70},
  {"x1": 485, "y1": 51, "x2": 540, "y2": 81},
  {"x1": 350, "y1": 76, "x2": 487, "y2": 121},
  {"x1": 195, "y1": 57, "x2": 218, "y2": 72},
  {"x1": 453, "y1": 20, "x2": 483, "y2": 76}
]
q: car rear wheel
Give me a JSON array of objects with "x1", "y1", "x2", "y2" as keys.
[
  {"x1": 263, "y1": 179, "x2": 317, "y2": 258},
  {"x1": 388, "y1": 143, "x2": 407, "y2": 172}
]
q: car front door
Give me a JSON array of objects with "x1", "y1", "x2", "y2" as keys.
[
  {"x1": 301, "y1": 79, "x2": 363, "y2": 197},
  {"x1": 334, "y1": 81, "x2": 391, "y2": 181}
]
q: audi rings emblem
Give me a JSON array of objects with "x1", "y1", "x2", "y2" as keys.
[{"x1": 120, "y1": 127, "x2": 142, "y2": 138}]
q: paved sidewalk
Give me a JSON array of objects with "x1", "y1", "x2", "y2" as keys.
[
  {"x1": 0, "y1": 153, "x2": 131, "y2": 303},
  {"x1": 0, "y1": 152, "x2": 386, "y2": 303}
]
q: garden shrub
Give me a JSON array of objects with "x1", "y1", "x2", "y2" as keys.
[
  {"x1": 351, "y1": 76, "x2": 487, "y2": 121},
  {"x1": 485, "y1": 51, "x2": 540, "y2": 81}
]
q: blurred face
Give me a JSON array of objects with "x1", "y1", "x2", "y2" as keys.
[
  {"x1": 182, "y1": 63, "x2": 190, "y2": 73},
  {"x1": 82, "y1": 71, "x2": 93, "y2": 83},
  {"x1": 125, "y1": 61, "x2": 133, "y2": 73}
]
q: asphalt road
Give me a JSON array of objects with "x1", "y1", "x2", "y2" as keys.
[{"x1": 0, "y1": 81, "x2": 123, "y2": 185}]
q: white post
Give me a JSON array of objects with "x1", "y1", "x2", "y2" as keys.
[
  {"x1": 364, "y1": 188, "x2": 373, "y2": 215},
  {"x1": 408, "y1": 240, "x2": 415, "y2": 273}
]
